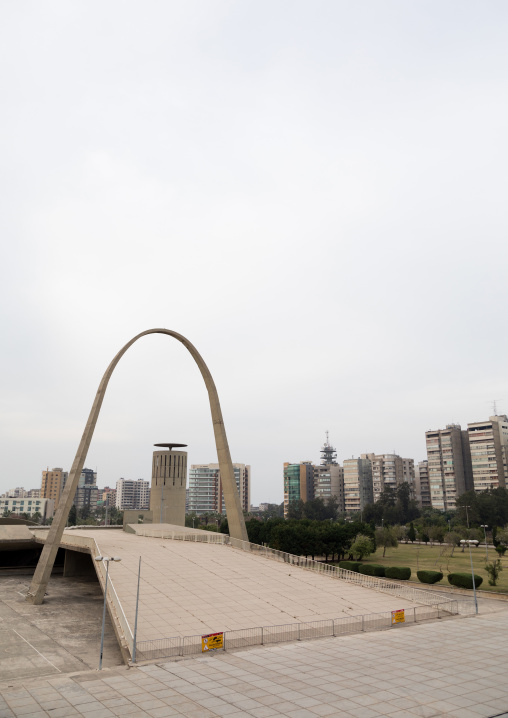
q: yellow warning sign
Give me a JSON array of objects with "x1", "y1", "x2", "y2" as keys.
[
  {"x1": 391, "y1": 609, "x2": 405, "y2": 624},
  {"x1": 202, "y1": 632, "x2": 224, "y2": 652}
]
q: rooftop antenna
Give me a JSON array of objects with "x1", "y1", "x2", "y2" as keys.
[
  {"x1": 320, "y1": 432, "x2": 337, "y2": 466},
  {"x1": 492, "y1": 400, "x2": 498, "y2": 416}
]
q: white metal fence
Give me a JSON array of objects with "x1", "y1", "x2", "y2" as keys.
[{"x1": 134, "y1": 600, "x2": 461, "y2": 662}]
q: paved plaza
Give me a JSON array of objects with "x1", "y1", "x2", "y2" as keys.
[
  {"x1": 1, "y1": 606, "x2": 508, "y2": 717},
  {"x1": 49, "y1": 530, "x2": 424, "y2": 641}
]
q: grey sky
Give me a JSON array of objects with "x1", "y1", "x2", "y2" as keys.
[{"x1": 1, "y1": 1, "x2": 507, "y2": 503}]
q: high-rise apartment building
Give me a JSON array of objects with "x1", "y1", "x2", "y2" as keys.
[
  {"x1": 283, "y1": 462, "x2": 315, "y2": 517},
  {"x1": 371, "y1": 454, "x2": 403, "y2": 501},
  {"x1": 314, "y1": 464, "x2": 345, "y2": 511},
  {"x1": 115, "y1": 478, "x2": 150, "y2": 510},
  {"x1": 415, "y1": 460, "x2": 431, "y2": 508},
  {"x1": 401, "y1": 458, "x2": 416, "y2": 497},
  {"x1": 425, "y1": 424, "x2": 472, "y2": 510},
  {"x1": 370, "y1": 454, "x2": 416, "y2": 502},
  {"x1": 187, "y1": 464, "x2": 250, "y2": 515},
  {"x1": 41, "y1": 468, "x2": 68, "y2": 509},
  {"x1": 468, "y1": 415, "x2": 508, "y2": 491},
  {"x1": 73, "y1": 468, "x2": 99, "y2": 511},
  {"x1": 343, "y1": 457, "x2": 373, "y2": 513}
]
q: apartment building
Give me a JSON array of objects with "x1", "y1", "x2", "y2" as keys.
[
  {"x1": 415, "y1": 460, "x2": 431, "y2": 508},
  {"x1": 283, "y1": 462, "x2": 315, "y2": 517},
  {"x1": 73, "y1": 468, "x2": 99, "y2": 511},
  {"x1": 314, "y1": 464, "x2": 345, "y2": 511},
  {"x1": 343, "y1": 456, "x2": 373, "y2": 513},
  {"x1": 425, "y1": 424, "x2": 472, "y2": 510},
  {"x1": 101, "y1": 487, "x2": 117, "y2": 507},
  {"x1": 187, "y1": 464, "x2": 251, "y2": 515},
  {"x1": 115, "y1": 478, "x2": 150, "y2": 510},
  {"x1": 402, "y1": 458, "x2": 416, "y2": 497},
  {"x1": 468, "y1": 415, "x2": 508, "y2": 491},
  {"x1": 371, "y1": 454, "x2": 403, "y2": 501},
  {"x1": 41, "y1": 468, "x2": 68, "y2": 509},
  {"x1": 0, "y1": 487, "x2": 28, "y2": 498},
  {"x1": 0, "y1": 496, "x2": 54, "y2": 520}
]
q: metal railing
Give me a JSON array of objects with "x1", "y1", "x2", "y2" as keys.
[
  {"x1": 134, "y1": 600, "x2": 461, "y2": 662},
  {"x1": 225, "y1": 537, "x2": 473, "y2": 609},
  {"x1": 133, "y1": 527, "x2": 227, "y2": 543}
]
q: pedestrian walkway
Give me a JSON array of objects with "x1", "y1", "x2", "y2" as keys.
[{"x1": 2, "y1": 607, "x2": 508, "y2": 717}]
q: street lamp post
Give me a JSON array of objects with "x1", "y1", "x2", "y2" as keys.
[
  {"x1": 132, "y1": 556, "x2": 142, "y2": 664},
  {"x1": 481, "y1": 525, "x2": 489, "y2": 562},
  {"x1": 460, "y1": 540, "x2": 479, "y2": 615},
  {"x1": 94, "y1": 556, "x2": 122, "y2": 670}
]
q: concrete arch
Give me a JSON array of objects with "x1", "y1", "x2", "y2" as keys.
[{"x1": 26, "y1": 329, "x2": 248, "y2": 605}]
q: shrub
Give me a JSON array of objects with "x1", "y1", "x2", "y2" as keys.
[
  {"x1": 495, "y1": 545, "x2": 507, "y2": 557},
  {"x1": 417, "y1": 570, "x2": 443, "y2": 584},
  {"x1": 358, "y1": 564, "x2": 385, "y2": 577},
  {"x1": 485, "y1": 559, "x2": 503, "y2": 586},
  {"x1": 338, "y1": 561, "x2": 361, "y2": 572},
  {"x1": 385, "y1": 566, "x2": 411, "y2": 580},
  {"x1": 448, "y1": 573, "x2": 483, "y2": 589}
]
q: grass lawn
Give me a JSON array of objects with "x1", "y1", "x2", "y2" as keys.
[{"x1": 356, "y1": 543, "x2": 508, "y2": 593}]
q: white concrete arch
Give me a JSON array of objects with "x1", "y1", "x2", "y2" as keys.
[{"x1": 26, "y1": 328, "x2": 248, "y2": 605}]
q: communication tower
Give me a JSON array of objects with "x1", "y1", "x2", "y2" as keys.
[{"x1": 320, "y1": 431, "x2": 338, "y2": 466}]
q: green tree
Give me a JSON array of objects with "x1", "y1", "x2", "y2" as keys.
[
  {"x1": 349, "y1": 534, "x2": 374, "y2": 560},
  {"x1": 408, "y1": 522, "x2": 416, "y2": 542},
  {"x1": 68, "y1": 505, "x2": 77, "y2": 526},
  {"x1": 429, "y1": 525, "x2": 445, "y2": 545},
  {"x1": 185, "y1": 512, "x2": 199, "y2": 528},
  {"x1": 286, "y1": 500, "x2": 305, "y2": 520},
  {"x1": 78, "y1": 505, "x2": 90, "y2": 521},
  {"x1": 445, "y1": 531, "x2": 462, "y2": 557},
  {"x1": 375, "y1": 526, "x2": 398, "y2": 557},
  {"x1": 485, "y1": 559, "x2": 503, "y2": 586},
  {"x1": 394, "y1": 524, "x2": 408, "y2": 542},
  {"x1": 497, "y1": 528, "x2": 508, "y2": 545},
  {"x1": 416, "y1": 525, "x2": 429, "y2": 544}
]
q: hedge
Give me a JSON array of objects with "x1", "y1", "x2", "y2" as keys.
[
  {"x1": 385, "y1": 566, "x2": 411, "y2": 580},
  {"x1": 338, "y1": 561, "x2": 361, "y2": 572},
  {"x1": 358, "y1": 564, "x2": 385, "y2": 577},
  {"x1": 448, "y1": 573, "x2": 483, "y2": 589},
  {"x1": 417, "y1": 570, "x2": 443, "y2": 584}
]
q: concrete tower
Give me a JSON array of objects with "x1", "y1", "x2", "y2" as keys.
[{"x1": 151, "y1": 443, "x2": 187, "y2": 525}]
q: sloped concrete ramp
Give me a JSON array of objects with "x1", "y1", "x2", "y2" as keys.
[{"x1": 33, "y1": 527, "x2": 423, "y2": 650}]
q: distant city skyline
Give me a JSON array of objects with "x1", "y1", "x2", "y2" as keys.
[
  {"x1": 2, "y1": 410, "x2": 508, "y2": 505},
  {"x1": 1, "y1": 2, "x2": 507, "y2": 504}
]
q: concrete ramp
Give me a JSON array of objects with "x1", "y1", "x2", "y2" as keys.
[{"x1": 0, "y1": 525, "x2": 37, "y2": 543}]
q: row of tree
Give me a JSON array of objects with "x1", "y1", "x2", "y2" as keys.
[{"x1": 245, "y1": 517, "x2": 376, "y2": 561}]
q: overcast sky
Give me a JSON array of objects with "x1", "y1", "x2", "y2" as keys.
[{"x1": 1, "y1": 1, "x2": 507, "y2": 504}]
